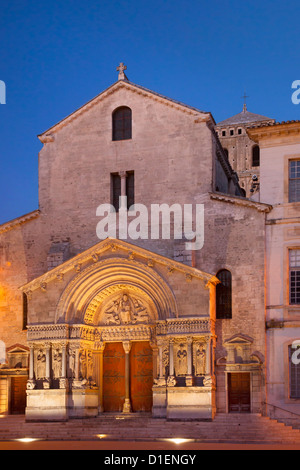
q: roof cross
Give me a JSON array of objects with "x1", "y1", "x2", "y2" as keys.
[
  {"x1": 117, "y1": 62, "x2": 128, "y2": 81},
  {"x1": 241, "y1": 92, "x2": 249, "y2": 112}
]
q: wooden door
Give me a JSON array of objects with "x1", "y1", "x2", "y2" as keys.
[
  {"x1": 10, "y1": 376, "x2": 27, "y2": 414},
  {"x1": 103, "y1": 343, "x2": 125, "y2": 412},
  {"x1": 228, "y1": 373, "x2": 251, "y2": 413},
  {"x1": 130, "y1": 342, "x2": 153, "y2": 412}
]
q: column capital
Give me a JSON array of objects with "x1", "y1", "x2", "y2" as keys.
[
  {"x1": 122, "y1": 341, "x2": 132, "y2": 354},
  {"x1": 119, "y1": 170, "x2": 127, "y2": 179}
]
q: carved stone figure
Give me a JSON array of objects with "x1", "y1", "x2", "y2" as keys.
[
  {"x1": 36, "y1": 350, "x2": 46, "y2": 379},
  {"x1": 195, "y1": 343, "x2": 206, "y2": 376},
  {"x1": 52, "y1": 348, "x2": 62, "y2": 378},
  {"x1": 79, "y1": 350, "x2": 87, "y2": 380},
  {"x1": 103, "y1": 293, "x2": 150, "y2": 325},
  {"x1": 175, "y1": 343, "x2": 187, "y2": 376},
  {"x1": 86, "y1": 350, "x2": 94, "y2": 380}
]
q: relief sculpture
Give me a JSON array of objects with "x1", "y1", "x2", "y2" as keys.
[
  {"x1": 194, "y1": 343, "x2": 206, "y2": 376},
  {"x1": 175, "y1": 343, "x2": 187, "y2": 376},
  {"x1": 36, "y1": 350, "x2": 46, "y2": 379},
  {"x1": 103, "y1": 293, "x2": 150, "y2": 325}
]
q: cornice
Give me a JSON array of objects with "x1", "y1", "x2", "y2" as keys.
[
  {"x1": 209, "y1": 192, "x2": 272, "y2": 213},
  {"x1": 247, "y1": 121, "x2": 300, "y2": 144},
  {"x1": 38, "y1": 81, "x2": 212, "y2": 141},
  {"x1": 20, "y1": 237, "x2": 218, "y2": 294},
  {"x1": 0, "y1": 210, "x2": 40, "y2": 235}
]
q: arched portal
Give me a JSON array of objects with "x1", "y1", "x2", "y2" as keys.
[{"x1": 55, "y1": 257, "x2": 177, "y2": 325}]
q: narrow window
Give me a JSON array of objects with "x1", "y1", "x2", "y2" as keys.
[
  {"x1": 22, "y1": 293, "x2": 28, "y2": 330},
  {"x1": 290, "y1": 250, "x2": 300, "y2": 304},
  {"x1": 289, "y1": 160, "x2": 300, "y2": 203},
  {"x1": 126, "y1": 171, "x2": 135, "y2": 210},
  {"x1": 111, "y1": 173, "x2": 121, "y2": 212},
  {"x1": 112, "y1": 106, "x2": 132, "y2": 141},
  {"x1": 111, "y1": 171, "x2": 134, "y2": 211},
  {"x1": 252, "y1": 145, "x2": 260, "y2": 167},
  {"x1": 230, "y1": 129, "x2": 234, "y2": 136},
  {"x1": 238, "y1": 128, "x2": 242, "y2": 135},
  {"x1": 216, "y1": 269, "x2": 232, "y2": 319},
  {"x1": 289, "y1": 344, "x2": 300, "y2": 398},
  {"x1": 222, "y1": 130, "x2": 226, "y2": 137}
]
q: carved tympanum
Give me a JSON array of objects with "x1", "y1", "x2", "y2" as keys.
[{"x1": 102, "y1": 293, "x2": 150, "y2": 325}]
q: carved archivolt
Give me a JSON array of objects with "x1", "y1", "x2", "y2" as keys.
[{"x1": 55, "y1": 257, "x2": 178, "y2": 324}]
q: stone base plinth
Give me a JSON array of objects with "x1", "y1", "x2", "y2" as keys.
[
  {"x1": 26, "y1": 389, "x2": 68, "y2": 421},
  {"x1": 152, "y1": 385, "x2": 216, "y2": 420},
  {"x1": 26, "y1": 388, "x2": 99, "y2": 421}
]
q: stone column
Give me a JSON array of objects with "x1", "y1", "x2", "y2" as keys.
[
  {"x1": 186, "y1": 337, "x2": 193, "y2": 386},
  {"x1": 167, "y1": 339, "x2": 176, "y2": 387},
  {"x1": 29, "y1": 345, "x2": 34, "y2": 380},
  {"x1": 119, "y1": 171, "x2": 127, "y2": 211},
  {"x1": 206, "y1": 338, "x2": 211, "y2": 375},
  {"x1": 122, "y1": 341, "x2": 132, "y2": 413},
  {"x1": 150, "y1": 342, "x2": 158, "y2": 381},
  {"x1": 61, "y1": 343, "x2": 67, "y2": 378},
  {"x1": 59, "y1": 342, "x2": 68, "y2": 389},
  {"x1": 169, "y1": 339, "x2": 174, "y2": 376},
  {"x1": 43, "y1": 343, "x2": 51, "y2": 389},
  {"x1": 27, "y1": 345, "x2": 36, "y2": 390},
  {"x1": 94, "y1": 342, "x2": 105, "y2": 413}
]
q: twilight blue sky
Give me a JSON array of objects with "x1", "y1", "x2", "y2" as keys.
[{"x1": 0, "y1": 0, "x2": 299, "y2": 224}]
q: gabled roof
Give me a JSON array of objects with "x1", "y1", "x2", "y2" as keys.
[
  {"x1": 38, "y1": 80, "x2": 214, "y2": 141},
  {"x1": 216, "y1": 106, "x2": 274, "y2": 128},
  {"x1": 20, "y1": 237, "x2": 219, "y2": 293}
]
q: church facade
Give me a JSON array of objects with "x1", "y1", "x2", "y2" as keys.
[{"x1": 0, "y1": 65, "x2": 298, "y2": 424}]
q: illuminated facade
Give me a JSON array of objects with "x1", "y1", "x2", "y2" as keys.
[{"x1": 1, "y1": 68, "x2": 296, "y2": 423}]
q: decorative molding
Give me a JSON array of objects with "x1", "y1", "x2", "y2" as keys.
[
  {"x1": 20, "y1": 237, "x2": 216, "y2": 294},
  {"x1": 156, "y1": 318, "x2": 211, "y2": 336},
  {"x1": 209, "y1": 192, "x2": 272, "y2": 213},
  {"x1": 38, "y1": 80, "x2": 213, "y2": 140},
  {"x1": 0, "y1": 210, "x2": 40, "y2": 235}
]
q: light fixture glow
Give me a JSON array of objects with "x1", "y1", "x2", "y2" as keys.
[
  {"x1": 15, "y1": 438, "x2": 40, "y2": 443},
  {"x1": 96, "y1": 434, "x2": 107, "y2": 439},
  {"x1": 166, "y1": 438, "x2": 192, "y2": 445}
]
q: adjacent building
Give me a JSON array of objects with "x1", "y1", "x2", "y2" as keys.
[
  {"x1": 248, "y1": 121, "x2": 300, "y2": 426},
  {"x1": 216, "y1": 103, "x2": 275, "y2": 197}
]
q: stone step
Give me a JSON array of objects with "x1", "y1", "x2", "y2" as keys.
[{"x1": 1, "y1": 413, "x2": 300, "y2": 445}]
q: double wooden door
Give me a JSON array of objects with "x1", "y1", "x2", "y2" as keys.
[
  {"x1": 103, "y1": 341, "x2": 153, "y2": 413},
  {"x1": 228, "y1": 373, "x2": 251, "y2": 413}
]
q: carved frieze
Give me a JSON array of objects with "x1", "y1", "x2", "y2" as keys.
[{"x1": 156, "y1": 318, "x2": 211, "y2": 336}]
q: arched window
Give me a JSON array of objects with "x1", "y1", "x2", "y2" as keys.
[
  {"x1": 216, "y1": 269, "x2": 232, "y2": 319},
  {"x1": 252, "y1": 145, "x2": 260, "y2": 167},
  {"x1": 112, "y1": 106, "x2": 132, "y2": 141}
]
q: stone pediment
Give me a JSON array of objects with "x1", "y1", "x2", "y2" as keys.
[
  {"x1": 20, "y1": 237, "x2": 218, "y2": 295},
  {"x1": 224, "y1": 334, "x2": 254, "y2": 346},
  {"x1": 38, "y1": 80, "x2": 213, "y2": 142}
]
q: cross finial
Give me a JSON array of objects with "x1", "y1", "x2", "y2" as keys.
[
  {"x1": 241, "y1": 92, "x2": 249, "y2": 112},
  {"x1": 117, "y1": 62, "x2": 128, "y2": 81}
]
